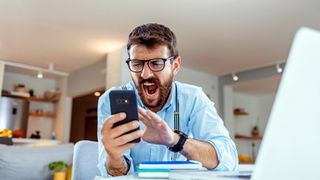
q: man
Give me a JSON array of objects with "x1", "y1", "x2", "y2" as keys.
[{"x1": 98, "y1": 23, "x2": 238, "y2": 177}]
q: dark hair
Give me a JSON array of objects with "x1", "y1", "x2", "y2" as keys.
[{"x1": 127, "y1": 23, "x2": 179, "y2": 58}]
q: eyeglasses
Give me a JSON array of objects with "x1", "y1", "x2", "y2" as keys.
[{"x1": 126, "y1": 56, "x2": 174, "y2": 73}]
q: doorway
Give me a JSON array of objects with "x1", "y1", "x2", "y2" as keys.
[{"x1": 69, "y1": 89, "x2": 104, "y2": 143}]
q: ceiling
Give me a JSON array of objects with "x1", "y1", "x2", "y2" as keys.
[
  {"x1": 0, "y1": 0, "x2": 319, "y2": 75},
  {"x1": 233, "y1": 75, "x2": 281, "y2": 95}
]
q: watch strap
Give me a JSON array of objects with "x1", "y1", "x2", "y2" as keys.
[{"x1": 168, "y1": 130, "x2": 188, "y2": 152}]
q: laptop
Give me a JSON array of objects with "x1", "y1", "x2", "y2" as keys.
[
  {"x1": 169, "y1": 27, "x2": 320, "y2": 180},
  {"x1": 251, "y1": 27, "x2": 320, "y2": 179}
]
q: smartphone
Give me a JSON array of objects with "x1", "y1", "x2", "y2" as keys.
[{"x1": 109, "y1": 90, "x2": 140, "y2": 143}]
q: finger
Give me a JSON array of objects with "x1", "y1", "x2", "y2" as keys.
[
  {"x1": 138, "y1": 107, "x2": 154, "y2": 126},
  {"x1": 144, "y1": 110, "x2": 162, "y2": 128},
  {"x1": 118, "y1": 142, "x2": 138, "y2": 153},
  {"x1": 144, "y1": 110, "x2": 169, "y2": 130},
  {"x1": 138, "y1": 107, "x2": 148, "y2": 118},
  {"x1": 102, "y1": 113, "x2": 126, "y2": 132},
  {"x1": 145, "y1": 110, "x2": 161, "y2": 123},
  {"x1": 138, "y1": 106, "x2": 145, "y2": 114},
  {"x1": 111, "y1": 120, "x2": 140, "y2": 138},
  {"x1": 139, "y1": 108, "x2": 157, "y2": 123},
  {"x1": 115, "y1": 130, "x2": 143, "y2": 146},
  {"x1": 138, "y1": 107, "x2": 154, "y2": 119},
  {"x1": 138, "y1": 113, "x2": 152, "y2": 127},
  {"x1": 139, "y1": 108, "x2": 162, "y2": 128}
]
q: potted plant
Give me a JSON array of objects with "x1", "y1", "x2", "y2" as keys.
[{"x1": 48, "y1": 161, "x2": 69, "y2": 180}]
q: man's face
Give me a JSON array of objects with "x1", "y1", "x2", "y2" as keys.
[{"x1": 128, "y1": 44, "x2": 180, "y2": 110}]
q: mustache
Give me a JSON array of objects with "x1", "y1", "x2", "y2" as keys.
[{"x1": 138, "y1": 77, "x2": 160, "y2": 85}]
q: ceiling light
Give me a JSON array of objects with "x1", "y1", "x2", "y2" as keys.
[
  {"x1": 276, "y1": 64, "x2": 283, "y2": 73},
  {"x1": 94, "y1": 92, "x2": 101, "y2": 97},
  {"x1": 232, "y1": 73, "x2": 239, "y2": 81},
  {"x1": 37, "y1": 71, "x2": 43, "y2": 79},
  {"x1": 93, "y1": 41, "x2": 124, "y2": 53}
]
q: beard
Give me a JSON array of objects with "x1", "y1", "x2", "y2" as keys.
[{"x1": 134, "y1": 73, "x2": 173, "y2": 110}]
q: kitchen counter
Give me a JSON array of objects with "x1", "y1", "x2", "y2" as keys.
[{"x1": 12, "y1": 138, "x2": 61, "y2": 147}]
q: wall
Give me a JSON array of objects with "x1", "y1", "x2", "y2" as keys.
[
  {"x1": 218, "y1": 63, "x2": 285, "y2": 118},
  {"x1": 3, "y1": 71, "x2": 57, "y2": 97},
  {"x1": 233, "y1": 92, "x2": 275, "y2": 158},
  {"x1": 120, "y1": 47, "x2": 130, "y2": 86},
  {"x1": 0, "y1": 62, "x2": 5, "y2": 96},
  {"x1": 54, "y1": 77, "x2": 68, "y2": 141},
  {"x1": 233, "y1": 92, "x2": 275, "y2": 136},
  {"x1": 251, "y1": 94, "x2": 275, "y2": 135},
  {"x1": 223, "y1": 85, "x2": 235, "y2": 138},
  {"x1": 176, "y1": 67, "x2": 219, "y2": 110},
  {"x1": 67, "y1": 58, "x2": 106, "y2": 97},
  {"x1": 106, "y1": 48, "x2": 125, "y2": 89}
]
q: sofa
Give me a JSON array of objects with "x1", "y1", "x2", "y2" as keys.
[{"x1": 0, "y1": 143, "x2": 74, "y2": 180}]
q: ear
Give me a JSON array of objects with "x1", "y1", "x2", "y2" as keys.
[{"x1": 172, "y1": 56, "x2": 181, "y2": 76}]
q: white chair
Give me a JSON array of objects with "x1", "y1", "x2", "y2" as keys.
[{"x1": 72, "y1": 140, "x2": 100, "y2": 180}]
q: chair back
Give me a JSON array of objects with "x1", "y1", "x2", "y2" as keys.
[{"x1": 72, "y1": 140, "x2": 100, "y2": 180}]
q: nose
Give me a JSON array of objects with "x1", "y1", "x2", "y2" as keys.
[{"x1": 140, "y1": 62, "x2": 153, "y2": 79}]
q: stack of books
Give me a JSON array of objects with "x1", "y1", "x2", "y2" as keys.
[{"x1": 136, "y1": 161, "x2": 203, "y2": 178}]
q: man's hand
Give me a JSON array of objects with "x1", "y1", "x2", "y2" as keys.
[
  {"x1": 101, "y1": 112, "x2": 143, "y2": 175},
  {"x1": 138, "y1": 107, "x2": 179, "y2": 147}
]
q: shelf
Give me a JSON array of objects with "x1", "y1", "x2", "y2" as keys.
[
  {"x1": 234, "y1": 112, "x2": 249, "y2": 116},
  {"x1": 233, "y1": 108, "x2": 249, "y2": 116},
  {"x1": 28, "y1": 114, "x2": 55, "y2": 118},
  {"x1": 239, "y1": 161, "x2": 255, "y2": 164},
  {"x1": 2, "y1": 93, "x2": 58, "y2": 103},
  {"x1": 29, "y1": 111, "x2": 55, "y2": 118},
  {"x1": 235, "y1": 134, "x2": 262, "y2": 141}
]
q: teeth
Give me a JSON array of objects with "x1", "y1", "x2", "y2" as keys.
[{"x1": 143, "y1": 82, "x2": 155, "y2": 86}]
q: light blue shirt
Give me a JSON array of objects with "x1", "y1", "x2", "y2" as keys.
[{"x1": 97, "y1": 81, "x2": 238, "y2": 177}]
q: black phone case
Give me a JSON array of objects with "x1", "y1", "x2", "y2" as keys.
[{"x1": 109, "y1": 90, "x2": 140, "y2": 143}]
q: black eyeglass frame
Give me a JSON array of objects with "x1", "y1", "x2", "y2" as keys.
[{"x1": 125, "y1": 56, "x2": 175, "y2": 73}]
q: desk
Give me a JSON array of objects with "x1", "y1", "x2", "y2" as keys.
[{"x1": 95, "y1": 164, "x2": 254, "y2": 180}]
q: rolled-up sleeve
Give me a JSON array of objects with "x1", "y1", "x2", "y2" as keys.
[
  {"x1": 188, "y1": 89, "x2": 238, "y2": 171},
  {"x1": 97, "y1": 91, "x2": 135, "y2": 177}
]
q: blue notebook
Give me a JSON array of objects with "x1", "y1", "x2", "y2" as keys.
[
  {"x1": 138, "y1": 160, "x2": 203, "y2": 170},
  {"x1": 136, "y1": 167, "x2": 170, "y2": 178}
]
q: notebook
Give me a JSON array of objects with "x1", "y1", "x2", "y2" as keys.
[
  {"x1": 136, "y1": 167, "x2": 170, "y2": 178},
  {"x1": 138, "y1": 160, "x2": 203, "y2": 170}
]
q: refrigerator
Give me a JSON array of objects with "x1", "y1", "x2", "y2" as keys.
[{"x1": 0, "y1": 96, "x2": 29, "y2": 138}]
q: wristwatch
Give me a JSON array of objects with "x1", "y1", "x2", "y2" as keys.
[{"x1": 168, "y1": 130, "x2": 188, "y2": 152}]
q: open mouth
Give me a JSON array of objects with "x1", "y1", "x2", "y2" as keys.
[{"x1": 142, "y1": 82, "x2": 159, "y2": 98}]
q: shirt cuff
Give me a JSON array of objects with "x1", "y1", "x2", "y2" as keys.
[
  {"x1": 207, "y1": 139, "x2": 238, "y2": 171},
  {"x1": 123, "y1": 155, "x2": 134, "y2": 175},
  {"x1": 102, "y1": 155, "x2": 134, "y2": 177}
]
